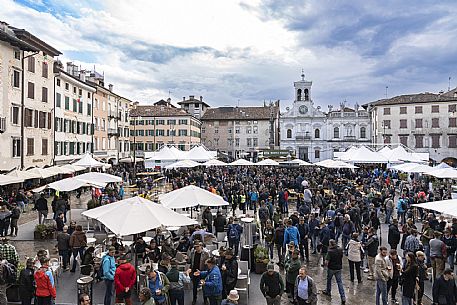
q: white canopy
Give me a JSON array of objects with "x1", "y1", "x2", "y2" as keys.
[
  {"x1": 159, "y1": 185, "x2": 229, "y2": 209},
  {"x1": 202, "y1": 159, "x2": 228, "y2": 167},
  {"x1": 25, "y1": 167, "x2": 55, "y2": 179},
  {"x1": 339, "y1": 146, "x2": 388, "y2": 163},
  {"x1": 412, "y1": 199, "x2": 457, "y2": 217},
  {"x1": 424, "y1": 167, "x2": 457, "y2": 179},
  {"x1": 119, "y1": 156, "x2": 144, "y2": 163},
  {"x1": 146, "y1": 146, "x2": 181, "y2": 161},
  {"x1": 60, "y1": 164, "x2": 86, "y2": 173},
  {"x1": 8, "y1": 169, "x2": 41, "y2": 180},
  {"x1": 391, "y1": 163, "x2": 432, "y2": 173},
  {"x1": 46, "y1": 166, "x2": 68, "y2": 175},
  {"x1": 280, "y1": 159, "x2": 313, "y2": 166},
  {"x1": 378, "y1": 146, "x2": 392, "y2": 155},
  {"x1": 47, "y1": 177, "x2": 106, "y2": 192},
  {"x1": 435, "y1": 162, "x2": 452, "y2": 169},
  {"x1": 229, "y1": 159, "x2": 254, "y2": 166},
  {"x1": 0, "y1": 175, "x2": 23, "y2": 186},
  {"x1": 315, "y1": 159, "x2": 358, "y2": 169},
  {"x1": 255, "y1": 159, "x2": 280, "y2": 166},
  {"x1": 165, "y1": 160, "x2": 201, "y2": 169},
  {"x1": 73, "y1": 153, "x2": 105, "y2": 168},
  {"x1": 75, "y1": 172, "x2": 122, "y2": 184},
  {"x1": 381, "y1": 146, "x2": 428, "y2": 163},
  {"x1": 82, "y1": 196, "x2": 197, "y2": 236},
  {"x1": 184, "y1": 146, "x2": 215, "y2": 162}
]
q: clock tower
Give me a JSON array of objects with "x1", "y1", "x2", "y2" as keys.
[{"x1": 294, "y1": 71, "x2": 313, "y2": 116}]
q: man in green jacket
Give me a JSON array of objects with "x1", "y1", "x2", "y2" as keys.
[{"x1": 285, "y1": 250, "x2": 301, "y2": 301}]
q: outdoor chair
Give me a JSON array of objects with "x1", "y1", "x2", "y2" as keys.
[{"x1": 235, "y1": 260, "x2": 250, "y2": 302}]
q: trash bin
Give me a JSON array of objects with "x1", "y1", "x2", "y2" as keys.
[{"x1": 77, "y1": 276, "x2": 94, "y2": 305}]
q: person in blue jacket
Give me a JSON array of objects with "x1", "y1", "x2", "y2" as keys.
[
  {"x1": 396, "y1": 196, "x2": 407, "y2": 225},
  {"x1": 284, "y1": 219, "x2": 300, "y2": 248},
  {"x1": 194, "y1": 257, "x2": 222, "y2": 305},
  {"x1": 101, "y1": 246, "x2": 116, "y2": 305}
]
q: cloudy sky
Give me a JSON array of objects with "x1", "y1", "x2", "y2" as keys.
[{"x1": 2, "y1": 0, "x2": 457, "y2": 110}]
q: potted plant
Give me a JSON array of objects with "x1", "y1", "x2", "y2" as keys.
[
  {"x1": 33, "y1": 224, "x2": 56, "y2": 240},
  {"x1": 254, "y1": 245, "x2": 269, "y2": 274}
]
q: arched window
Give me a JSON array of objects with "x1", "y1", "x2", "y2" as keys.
[
  {"x1": 297, "y1": 89, "x2": 302, "y2": 101},
  {"x1": 360, "y1": 127, "x2": 366, "y2": 138},
  {"x1": 314, "y1": 128, "x2": 320, "y2": 139},
  {"x1": 333, "y1": 127, "x2": 340, "y2": 138},
  {"x1": 287, "y1": 129, "x2": 292, "y2": 138},
  {"x1": 304, "y1": 89, "x2": 309, "y2": 101},
  {"x1": 315, "y1": 149, "x2": 320, "y2": 159}
]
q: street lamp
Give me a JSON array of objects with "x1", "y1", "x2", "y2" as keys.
[{"x1": 132, "y1": 116, "x2": 142, "y2": 179}]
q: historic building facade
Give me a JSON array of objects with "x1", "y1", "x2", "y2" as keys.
[{"x1": 280, "y1": 75, "x2": 371, "y2": 162}]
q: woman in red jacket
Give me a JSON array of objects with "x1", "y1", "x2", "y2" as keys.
[
  {"x1": 34, "y1": 261, "x2": 56, "y2": 305},
  {"x1": 114, "y1": 256, "x2": 136, "y2": 305}
]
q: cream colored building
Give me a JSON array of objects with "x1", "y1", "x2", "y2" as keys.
[
  {"x1": 54, "y1": 63, "x2": 95, "y2": 164},
  {"x1": 129, "y1": 103, "x2": 201, "y2": 154}
]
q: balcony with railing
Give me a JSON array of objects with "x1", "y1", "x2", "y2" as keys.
[{"x1": 295, "y1": 132, "x2": 311, "y2": 140}]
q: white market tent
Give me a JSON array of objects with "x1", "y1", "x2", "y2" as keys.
[
  {"x1": 315, "y1": 159, "x2": 358, "y2": 169},
  {"x1": 280, "y1": 159, "x2": 313, "y2": 166},
  {"x1": 7, "y1": 169, "x2": 41, "y2": 180},
  {"x1": 0, "y1": 175, "x2": 23, "y2": 185},
  {"x1": 435, "y1": 162, "x2": 452, "y2": 169},
  {"x1": 73, "y1": 153, "x2": 106, "y2": 168},
  {"x1": 119, "y1": 156, "x2": 144, "y2": 163},
  {"x1": 165, "y1": 160, "x2": 201, "y2": 169},
  {"x1": 202, "y1": 159, "x2": 228, "y2": 167},
  {"x1": 339, "y1": 146, "x2": 388, "y2": 163},
  {"x1": 381, "y1": 146, "x2": 428, "y2": 163},
  {"x1": 46, "y1": 166, "x2": 69, "y2": 175},
  {"x1": 378, "y1": 146, "x2": 392, "y2": 155},
  {"x1": 159, "y1": 185, "x2": 229, "y2": 209},
  {"x1": 47, "y1": 177, "x2": 106, "y2": 192},
  {"x1": 424, "y1": 167, "x2": 457, "y2": 179},
  {"x1": 229, "y1": 159, "x2": 255, "y2": 166},
  {"x1": 412, "y1": 199, "x2": 457, "y2": 217},
  {"x1": 82, "y1": 196, "x2": 197, "y2": 236},
  {"x1": 75, "y1": 172, "x2": 122, "y2": 184},
  {"x1": 60, "y1": 164, "x2": 86, "y2": 173},
  {"x1": 185, "y1": 146, "x2": 215, "y2": 162},
  {"x1": 391, "y1": 163, "x2": 432, "y2": 173},
  {"x1": 255, "y1": 159, "x2": 280, "y2": 166},
  {"x1": 26, "y1": 167, "x2": 55, "y2": 179}
]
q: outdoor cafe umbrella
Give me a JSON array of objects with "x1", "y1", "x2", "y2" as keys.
[
  {"x1": 81, "y1": 196, "x2": 197, "y2": 236},
  {"x1": 255, "y1": 159, "x2": 280, "y2": 166},
  {"x1": 412, "y1": 199, "x2": 457, "y2": 217},
  {"x1": 159, "y1": 185, "x2": 229, "y2": 209}
]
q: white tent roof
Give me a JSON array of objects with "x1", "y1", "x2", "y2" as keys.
[
  {"x1": 381, "y1": 146, "x2": 427, "y2": 163},
  {"x1": 229, "y1": 159, "x2": 255, "y2": 166},
  {"x1": 82, "y1": 196, "x2": 197, "y2": 236},
  {"x1": 202, "y1": 159, "x2": 228, "y2": 167},
  {"x1": 0, "y1": 175, "x2": 23, "y2": 186},
  {"x1": 165, "y1": 160, "x2": 201, "y2": 169},
  {"x1": 169, "y1": 146, "x2": 186, "y2": 159},
  {"x1": 60, "y1": 164, "x2": 86, "y2": 173},
  {"x1": 73, "y1": 153, "x2": 105, "y2": 168},
  {"x1": 75, "y1": 172, "x2": 122, "y2": 184},
  {"x1": 25, "y1": 167, "x2": 56, "y2": 179},
  {"x1": 47, "y1": 177, "x2": 106, "y2": 192},
  {"x1": 412, "y1": 199, "x2": 457, "y2": 217},
  {"x1": 378, "y1": 146, "x2": 392, "y2": 154},
  {"x1": 256, "y1": 159, "x2": 280, "y2": 166},
  {"x1": 7, "y1": 169, "x2": 40, "y2": 180},
  {"x1": 340, "y1": 146, "x2": 388, "y2": 163},
  {"x1": 159, "y1": 185, "x2": 228, "y2": 208},
  {"x1": 424, "y1": 167, "x2": 457, "y2": 179},
  {"x1": 435, "y1": 162, "x2": 452, "y2": 169},
  {"x1": 119, "y1": 156, "x2": 144, "y2": 163},
  {"x1": 391, "y1": 163, "x2": 432, "y2": 173},
  {"x1": 315, "y1": 159, "x2": 358, "y2": 169},
  {"x1": 280, "y1": 159, "x2": 313, "y2": 166},
  {"x1": 185, "y1": 146, "x2": 215, "y2": 162},
  {"x1": 146, "y1": 146, "x2": 181, "y2": 161},
  {"x1": 46, "y1": 166, "x2": 69, "y2": 175}
]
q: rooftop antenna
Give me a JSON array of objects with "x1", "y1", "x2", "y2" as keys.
[
  {"x1": 385, "y1": 86, "x2": 388, "y2": 99},
  {"x1": 301, "y1": 69, "x2": 305, "y2": 81},
  {"x1": 449, "y1": 77, "x2": 452, "y2": 91},
  {"x1": 168, "y1": 90, "x2": 172, "y2": 98},
  {"x1": 237, "y1": 99, "x2": 240, "y2": 107}
]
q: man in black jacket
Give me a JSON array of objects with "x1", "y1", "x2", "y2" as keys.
[
  {"x1": 213, "y1": 212, "x2": 226, "y2": 234},
  {"x1": 432, "y1": 269, "x2": 457, "y2": 305},
  {"x1": 322, "y1": 239, "x2": 346, "y2": 305},
  {"x1": 35, "y1": 193, "x2": 48, "y2": 225},
  {"x1": 260, "y1": 263, "x2": 284, "y2": 305},
  {"x1": 296, "y1": 216, "x2": 309, "y2": 262},
  {"x1": 388, "y1": 219, "x2": 401, "y2": 251},
  {"x1": 221, "y1": 248, "x2": 238, "y2": 299},
  {"x1": 18, "y1": 258, "x2": 35, "y2": 305}
]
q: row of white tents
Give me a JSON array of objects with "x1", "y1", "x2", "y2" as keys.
[{"x1": 334, "y1": 145, "x2": 429, "y2": 164}]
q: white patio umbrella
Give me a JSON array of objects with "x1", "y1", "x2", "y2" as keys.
[
  {"x1": 60, "y1": 164, "x2": 86, "y2": 173},
  {"x1": 315, "y1": 159, "x2": 358, "y2": 169},
  {"x1": 0, "y1": 175, "x2": 23, "y2": 186},
  {"x1": 255, "y1": 159, "x2": 280, "y2": 166},
  {"x1": 75, "y1": 172, "x2": 122, "y2": 184},
  {"x1": 25, "y1": 167, "x2": 56, "y2": 179},
  {"x1": 412, "y1": 199, "x2": 457, "y2": 217},
  {"x1": 73, "y1": 153, "x2": 105, "y2": 168},
  {"x1": 159, "y1": 185, "x2": 229, "y2": 209},
  {"x1": 165, "y1": 159, "x2": 201, "y2": 169},
  {"x1": 47, "y1": 177, "x2": 106, "y2": 192},
  {"x1": 424, "y1": 167, "x2": 457, "y2": 179},
  {"x1": 81, "y1": 196, "x2": 197, "y2": 236},
  {"x1": 46, "y1": 166, "x2": 68, "y2": 175},
  {"x1": 391, "y1": 163, "x2": 432, "y2": 173},
  {"x1": 8, "y1": 169, "x2": 41, "y2": 180},
  {"x1": 280, "y1": 159, "x2": 313, "y2": 166},
  {"x1": 202, "y1": 159, "x2": 228, "y2": 167},
  {"x1": 229, "y1": 159, "x2": 254, "y2": 166}
]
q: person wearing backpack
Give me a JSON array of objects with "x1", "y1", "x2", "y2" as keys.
[
  {"x1": 19, "y1": 258, "x2": 35, "y2": 305},
  {"x1": 227, "y1": 220, "x2": 242, "y2": 256},
  {"x1": 34, "y1": 259, "x2": 56, "y2": 305},
  {"x1": 101, "y1": 247, "x2": 116, "y2": 305}
]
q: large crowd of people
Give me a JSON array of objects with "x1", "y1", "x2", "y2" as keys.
[{"x1": 4, "y1": 163, "x2": 457, "y2": 305}]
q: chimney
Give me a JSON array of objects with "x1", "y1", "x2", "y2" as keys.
[
  {"x1": 167, "y1": 98, "x2": 171, "y2": 106},
  {"x1": 200, "y1": 96, "x2": 203, "y2": 102},
  {"x1": 108, "y1": 84, "x2": 113, "y2": 92},
  {"x1": 189, "y1": 95, "x2": 194, "y2": 100}
]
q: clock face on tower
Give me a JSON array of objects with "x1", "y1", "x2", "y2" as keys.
[{"x1": 299, "y1": 105, "x2": 308, "y2": 114}]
